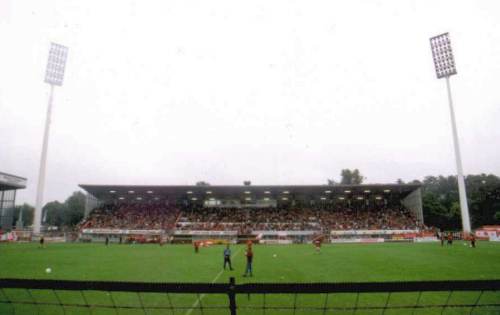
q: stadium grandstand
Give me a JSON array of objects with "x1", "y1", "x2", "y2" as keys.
[
  {"x1": 78, "y1": 183, "x2": 433, "y2": 244},
  {"x1": 0, "y1": 171, "x2": 27, "y2": 232}
]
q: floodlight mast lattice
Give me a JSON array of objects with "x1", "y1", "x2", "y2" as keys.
[
  {"x1": 33, "y1": 43, "x2": 68, "y2": 235},
  {"x1": 430, "y1": 33, "x2": 471, "y2": 233}
]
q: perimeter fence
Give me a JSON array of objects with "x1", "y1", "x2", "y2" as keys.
[{"x1": 1, "y1": 278, "x2": 499, "y2": 314}]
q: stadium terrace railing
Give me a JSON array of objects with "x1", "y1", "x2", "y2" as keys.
[{"x1": 1, "y1": 278, "x2": 499, "y2": 315}]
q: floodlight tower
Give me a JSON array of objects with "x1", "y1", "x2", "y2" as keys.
[
  {"x1": 430, "y1": 33, "x2": 471, "y2": 233},
  {"x1": 33, "y1": 43, "x2": 68, "y2": 235}
]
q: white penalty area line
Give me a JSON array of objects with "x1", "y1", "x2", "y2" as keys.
[{"x1": 185, "y1": 246, "x2": 243, "y2": 315}]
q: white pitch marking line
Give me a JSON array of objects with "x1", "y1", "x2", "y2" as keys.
[{"x1": 185, "y1": 247, "x2": 242, "y2": 315}]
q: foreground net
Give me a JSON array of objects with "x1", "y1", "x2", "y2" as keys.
[{"x1": 1, "y1": 278, "x2": 499, "y2": 315}]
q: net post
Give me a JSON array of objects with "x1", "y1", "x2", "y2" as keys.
[
  {"x1": 382, "y1": 292, "x2": 392, "y2": 315},
  {"x1": 263, "y1": 293, "x2": 266, "y2": 315},
  {"x1": 292, "y1": 293, "x2": 298, "y2": 315},
  {"x1": 322, "y1": 293, "x2": 329, "y2": 315},
  {"x1": 228, "y1": 277, "x2": 237, "y2": 315},
  {"x1": 352, "y1": 292, "x2": 360, "y2": 315},
  {"x1": 136, "y1": 292, "x2": 147, "y2": 315},
  {"x1": 165, "y1": 292, "x2": 175, "y2": 315},
  {"x1": 196, "y1": 293, "x2": 205, "y2": 315}
]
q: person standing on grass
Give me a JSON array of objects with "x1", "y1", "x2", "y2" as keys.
[
  {"x1": 313, "y1": 237, "x2": 322, "y2": 253},
  {"x1": 447, "y1": 232, "x2": 453, "y2": 246},
  {"x1": 243, "y1": 246, "x2": 253, "y2": 277},
  {"x1": 105, "y1": 236, "x2": 109, "y2": 246},
  {"x1": 223, "y1": 244, "x2": 233, "y2": 270},
  {"x1": 470, "y1": 233, "x2": 476, "y2": 248},
  {"x1": 39, "y1": 236, "x2": 45, "y2": 248}
]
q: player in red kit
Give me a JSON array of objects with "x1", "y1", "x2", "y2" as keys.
[
  {"x1": 243, "y1": 247, "x2": 253, "y2": 277},
  {"x1": 313, "y1": 235, "x2": 323, "y2": 253}
]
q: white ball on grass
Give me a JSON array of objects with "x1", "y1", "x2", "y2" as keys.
[
  {"x1": 45, "y1": 268, "x2": 52, "y2": 274},
  {"x1": 273, "y1": 254, "x2": 277, "y2": 258}
]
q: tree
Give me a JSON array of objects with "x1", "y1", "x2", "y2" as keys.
[
  {"x1": 41, "y1": 191, "x2": 86, "y2": 228},
  {"x1": 415, "y1": 173, "x2": 500, "y2": 229},
  {"x1": 327, "y1": 179, "x2": 338, "y2": 186},
  {"x1": 465, "y1": 174, "x2": 500, "y2": 227},
  {"x1": 495, "y1": 212, "x2": 500, "y2": 222},
  {"x1": 396, "y1": 178, "x2": 405, "y2": 185},
  {"x1": 43, "y1": 201, "x2": 66, "y2": 227},
  {"x1": 13, "y1": 203, "x2": 34, "y2": 227},
  {"x1": 196, "y1": 181, "x2": 210, "y2": 186},
  {"x1": 340, "y1": 169, "x2": 364, "y2": 185},
  {"x1": 64, "y1": 191, "x2": 86, "y2": 226},
  {"x1": 422, "y1": 193, "x2": 460, "y2": 230}
]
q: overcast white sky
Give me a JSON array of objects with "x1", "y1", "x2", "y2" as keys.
[{"x1": 1, "y1": 0, "x2": 499, "y2": 205}]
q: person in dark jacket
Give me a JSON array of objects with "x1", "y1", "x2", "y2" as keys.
[{"x1": 223, "y1": 244, "x2": 233, "y2": 270}]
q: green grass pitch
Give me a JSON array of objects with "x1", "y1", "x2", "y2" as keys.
[{"x1": 1, "y1": 242, "x2": 500, "y2": 314}]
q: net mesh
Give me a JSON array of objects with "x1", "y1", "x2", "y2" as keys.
[{"x1": 1, "y1": 278, "x2": 499, "y2": 315}]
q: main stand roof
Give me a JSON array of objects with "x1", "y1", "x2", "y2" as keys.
[{"x1": 79, "y1": 183, "x2": 421, "y2": 203}]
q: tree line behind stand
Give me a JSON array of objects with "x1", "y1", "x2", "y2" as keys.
[
  {"x1": 328, "y1": 169, "x2": 500, "y2": 231},
  {"x1": 12, "y1": 191, "x2": 85, "y2": 229}
]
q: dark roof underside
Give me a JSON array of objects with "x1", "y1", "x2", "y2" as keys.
[{"x1": 79, "y1": 184, "x2": 420, "y2": 203}]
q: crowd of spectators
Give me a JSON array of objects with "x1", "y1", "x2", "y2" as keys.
[
  {"x1": 176, "y1": 206, "x2": 421, "y2": 232},
  {"x1": 79, "y1": 204, "x2": 422, "y2": 232},
  {"x1": 319, "y1": 207, "x2": 421, "y2": 231},
  {"x1": 176, "y1": 208, "x2": 321, "y2": 232},
  {"x1": 78, "y1": 203, "x2": 180, "y2": 230}
]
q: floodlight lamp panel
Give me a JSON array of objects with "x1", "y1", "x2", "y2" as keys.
[
  {"x1": 44, "y1": 42, "x2": 68, "y2": 86},
  {"x1": 430, "y1": 33, "x2": 457, "y2": 79}
]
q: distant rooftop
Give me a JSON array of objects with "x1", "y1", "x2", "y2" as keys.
[{"x1": 0, "y1": 171, "x2": 27, "y2": 191}]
